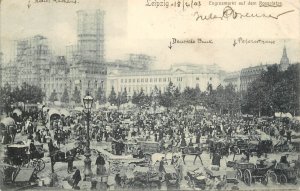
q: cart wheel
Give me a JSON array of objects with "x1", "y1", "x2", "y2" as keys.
[
  {"x1": 144, "y1": 154, "x2": 151, "y2": 163},
  {"x1": 243, "y1": 169, "x2": 252, "y2": 186},
  {"x1": 237, "y1": 169, "x2": 243, "y2": 180},
  {"x1": 35, "y1": 159, "x2": 45, "y2": 172},
  {"x1": 262, "y1": 174, "x2": 268, "y2": 185},
  {"x1": 268, "y1": 171, "x2": 277, "y2": 184},
  {"x1": 279, "y1": 174, "x2": 287, "y2": 184}
]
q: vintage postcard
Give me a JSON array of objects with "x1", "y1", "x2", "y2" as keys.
[{"x1": 0, "y1": 0, "x2": 300, "y2": 190}]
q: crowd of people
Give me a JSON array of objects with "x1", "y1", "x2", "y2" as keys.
[{"x1": 1, "y1": 106, "x2": 300, "y2": 189}]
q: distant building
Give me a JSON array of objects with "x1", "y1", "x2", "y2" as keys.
[
  {"x1": 42, "y1": 56, "x2": 70, "y2": 101},
  {"x1": 15, "y1": 35, "x2": 51, "y2": 87},
  {"x1": 279, "y1": 45, "x2": 290, "y2": 71},
  {"x1": 240, "y1": 64, "x2": 267, "y2": 92},
  {"x1": 77, "y1": 9, "x2": 105, "y2": 63},
  {"x1": 223, "y1": 71, "x2": 241, "y2": 91},
  {"x1": 240, "y1": 46, "x2": 291, "y2": 92},
  {"x1": 106, "y1": 63, "x2": 222, "y2": 98},
  {"x1": 1, "y1": 61, "x2": 18, "y2": 88}
]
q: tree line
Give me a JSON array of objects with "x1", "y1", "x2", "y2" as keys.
[
  {"x1": 0, "y1": 83, "x2": 44, "y2": 114},
  {"x1": 107, "y1": 81, "x2": 240, "y2": 114},
  {"x1": 241, "y1": 63, "x2": 299, "y2": 117}
]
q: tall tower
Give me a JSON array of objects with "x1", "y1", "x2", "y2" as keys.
[
  {"x1": 77, "y1": 10, "x2": 105, "y2": 63},
  {"x1": 279, "y1": 45, "x2": 290, "y2": 71}
]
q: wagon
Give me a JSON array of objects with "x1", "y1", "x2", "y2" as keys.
[
  {"x1": 123, "y1": 141, "x2": 138, "y2": 155},
  {"x1": 0, "y1": 163, "x2": 36, "y2": 185},
  {"x1": 138, "y1": 141, "x2": 160, "y2": 163},
  {"x1": 132, "y1": 166, "x2": 161, "y2": 189},
  {"x1": 185, "y1": 168, "x2": 207, "y2": 190},
  {"x1": 4, "y1": 144, "x2": 45, "y2": 172},
  {"x1": 235, "y1": 160, "x2": 275, "y2": 186},
  {"x1": 268, "y1": 162, "x2": 298, "y2": 184},
  {"x1": 164, "y1": 165, "x2": 179, "y2": 189},
  {"x1": 204, "y1": 166, "x2": 226, "y2": 179}
]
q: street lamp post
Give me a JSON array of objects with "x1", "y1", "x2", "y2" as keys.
[{"x1": 83, "y1": 94, "x2": 94, "y2": 181}]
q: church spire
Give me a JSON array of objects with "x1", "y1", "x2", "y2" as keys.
[
  {"x1": 282, "y1": 45, "x2": 287, "y2": 57},
  {"x1": 280, "y1": 45, "x2": 290, "y2": 71}
]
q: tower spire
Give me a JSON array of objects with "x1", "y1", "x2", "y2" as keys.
[{"x1": 280, "y1": 44, "x2": 290, "y2": 71}]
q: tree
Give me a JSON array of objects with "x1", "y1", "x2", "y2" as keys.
[
  {"x1": 121, "y1": 88, "x2": 128, "y2": 105},
  {"x1": 0, "y1": 83, "x2": 14, "y2": 114},
  {"x1": 61, "y1": 88, "x2": 69, "y2": 103},
  {"x1": 49, "y1": 90, "x2": 58, "y2": 102},
  {"x1": 18, "y1": 83, "x2": 44, "y2": 104},
  {"x1": 131, "y1": 88, "x2": 150, "y2": 108},
  {"x1": 108, "y1": 87, "x2": 117, "y2": 105},
  {"x1": 242, "y1": 63, "x2": 300, "y2": 116},
  {"x1": 72, "y1": 86, "x2": 81, "y2": 104},
  {"x1": 159, "y1": 81, "x2": 176, "y2": 108},
  {"x1": 96, "y1": 86, "x2": 106, "y2": 104}
]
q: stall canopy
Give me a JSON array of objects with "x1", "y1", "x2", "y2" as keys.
[
  {"x1": 0, "y1": 117, "x2": 15, "y2": 126},
  {"x1": 275, "y1": 112, "x2": 293, "y2": 119},
  {"x1": 12, "y1": 108, "x2": 22, "y2": 116},
  {"x1": 48, "y1": 108, "x2": 61, "y2": 120},
  {"x1": 60, "y1": 109, "x2": 71, "y2": 117}
]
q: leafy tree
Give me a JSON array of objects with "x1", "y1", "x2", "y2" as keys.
[
  {"x1": 72, "y1": 86, "x2": 81, "y2": 104},
  {"x1": 108, "y1": 86, "x2": 117, "y2": 105},
  {"x1": 159, "y1": 81, "x2": 176, "y2": 108},
  {"x1": 49, "y1": 90, "x2": 58, "y2": 102},
  {"x1": 121, "y1": 88, "x2": 128, "y2": 105},
  {"x1": 61, "y1": 88, "x2": 69, "y2": 103},
  {"x1": 132, "y1": 88, "x2": 150, "y2": 108},
  {"x1": 18, "y1": 83, "x2": 44, "y2": 104},
  {"x1": 96, "y1": 86, "x2": 106, "y2": 104},
  {"x1": 0, "y1": 83, "x2": 14, "y2": 114},
  {"x1": 242, "y1": 63, "x2": 300, "y2": 116},
  {"x1": 131, "y1": 91, "x2": 138, "y2": 105}
]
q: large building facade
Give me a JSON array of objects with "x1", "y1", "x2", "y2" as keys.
[
  {"x1": 225, "y1": 46, "x2": 291, "y2": 92},
  {"x1": 107, "y1": 63, "x2": 222, "y2": 98},
  {"x1": 223, "y1": 71, "x2": 240, "y2": 91}
]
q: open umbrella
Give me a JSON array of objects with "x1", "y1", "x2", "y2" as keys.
[{"x1": 12, "y1": 108, "x2": 22, "y2": 116}]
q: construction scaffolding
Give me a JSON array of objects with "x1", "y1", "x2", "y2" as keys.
[{"x1": 77, "y1": 9, "x2": 105, "y2": 63}]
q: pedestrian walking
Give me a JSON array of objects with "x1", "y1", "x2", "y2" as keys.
[
  {"x1": 72, "y1": 169, "x2": 82, "y2": 189},
  {"x1": 95, "y1": 153, "x2": 106, "y2": 175}
]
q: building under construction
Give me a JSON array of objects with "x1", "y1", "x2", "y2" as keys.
[
  {"x1": 77, "y1": 9, "x2": 105, "y2": 63},
  {"x1": 14, "y1": 35, "x2": 51, "y2": 87}
]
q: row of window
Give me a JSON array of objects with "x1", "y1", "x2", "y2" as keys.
[
  {"x1": 121, "y1": 86, "x2": 167, "y2": 93},
  {"x1": 121, "y1": 77, "x2": 172, "y2": 83},
  {"x1": 120, "y1": 76, "x2": 209, "y2": 83}
]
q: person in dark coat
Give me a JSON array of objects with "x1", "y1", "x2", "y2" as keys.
[
  {"x1": 96, "y1": 153, "x2": 106, "y2": 175},
  {"x1": 212, "y1": 151, "x2": 222, "y2": 167},
  {"x1": 72, "y1": 169, "x2": 82, "y2": 189},
  {"x1": 66, "y1": 150, "x2": 74, "y2": 173}
]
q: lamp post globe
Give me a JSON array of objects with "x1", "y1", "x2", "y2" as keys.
[{"x1": 82, "y1": 94, "x2": 94, "y2": 180}]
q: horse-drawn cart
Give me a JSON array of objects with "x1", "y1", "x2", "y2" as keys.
[{"x1": 4, "y1": 144, "x2": 45, "y2": 173}]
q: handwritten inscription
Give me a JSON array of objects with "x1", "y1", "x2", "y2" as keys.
[
  {"x1": 233, "y1": 37, "x2": 276, "y2": 46},
  {"x1": 259, "y1": 1, "x2": 282, "y2": 7},
  {"x1": 27, "y1": 0, "x2": 78, "y2": 8},
  {"x1": 145, "y1": 0, "x2": 201, "y2": 11},
  {"x1": 172, "y1": 38, "x2": 213, "y2": 44},
  {"x1": 194, "y1": 6, "x2": 294, "y2": 21}
]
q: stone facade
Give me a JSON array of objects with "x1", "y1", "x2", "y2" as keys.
[{"x1": 107, "y1": 63, "x2": 222, "y2": 98}]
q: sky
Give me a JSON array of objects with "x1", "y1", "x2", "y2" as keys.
[{"x1": 1, "y1": 0, "x2": 300, "y2": 72}]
